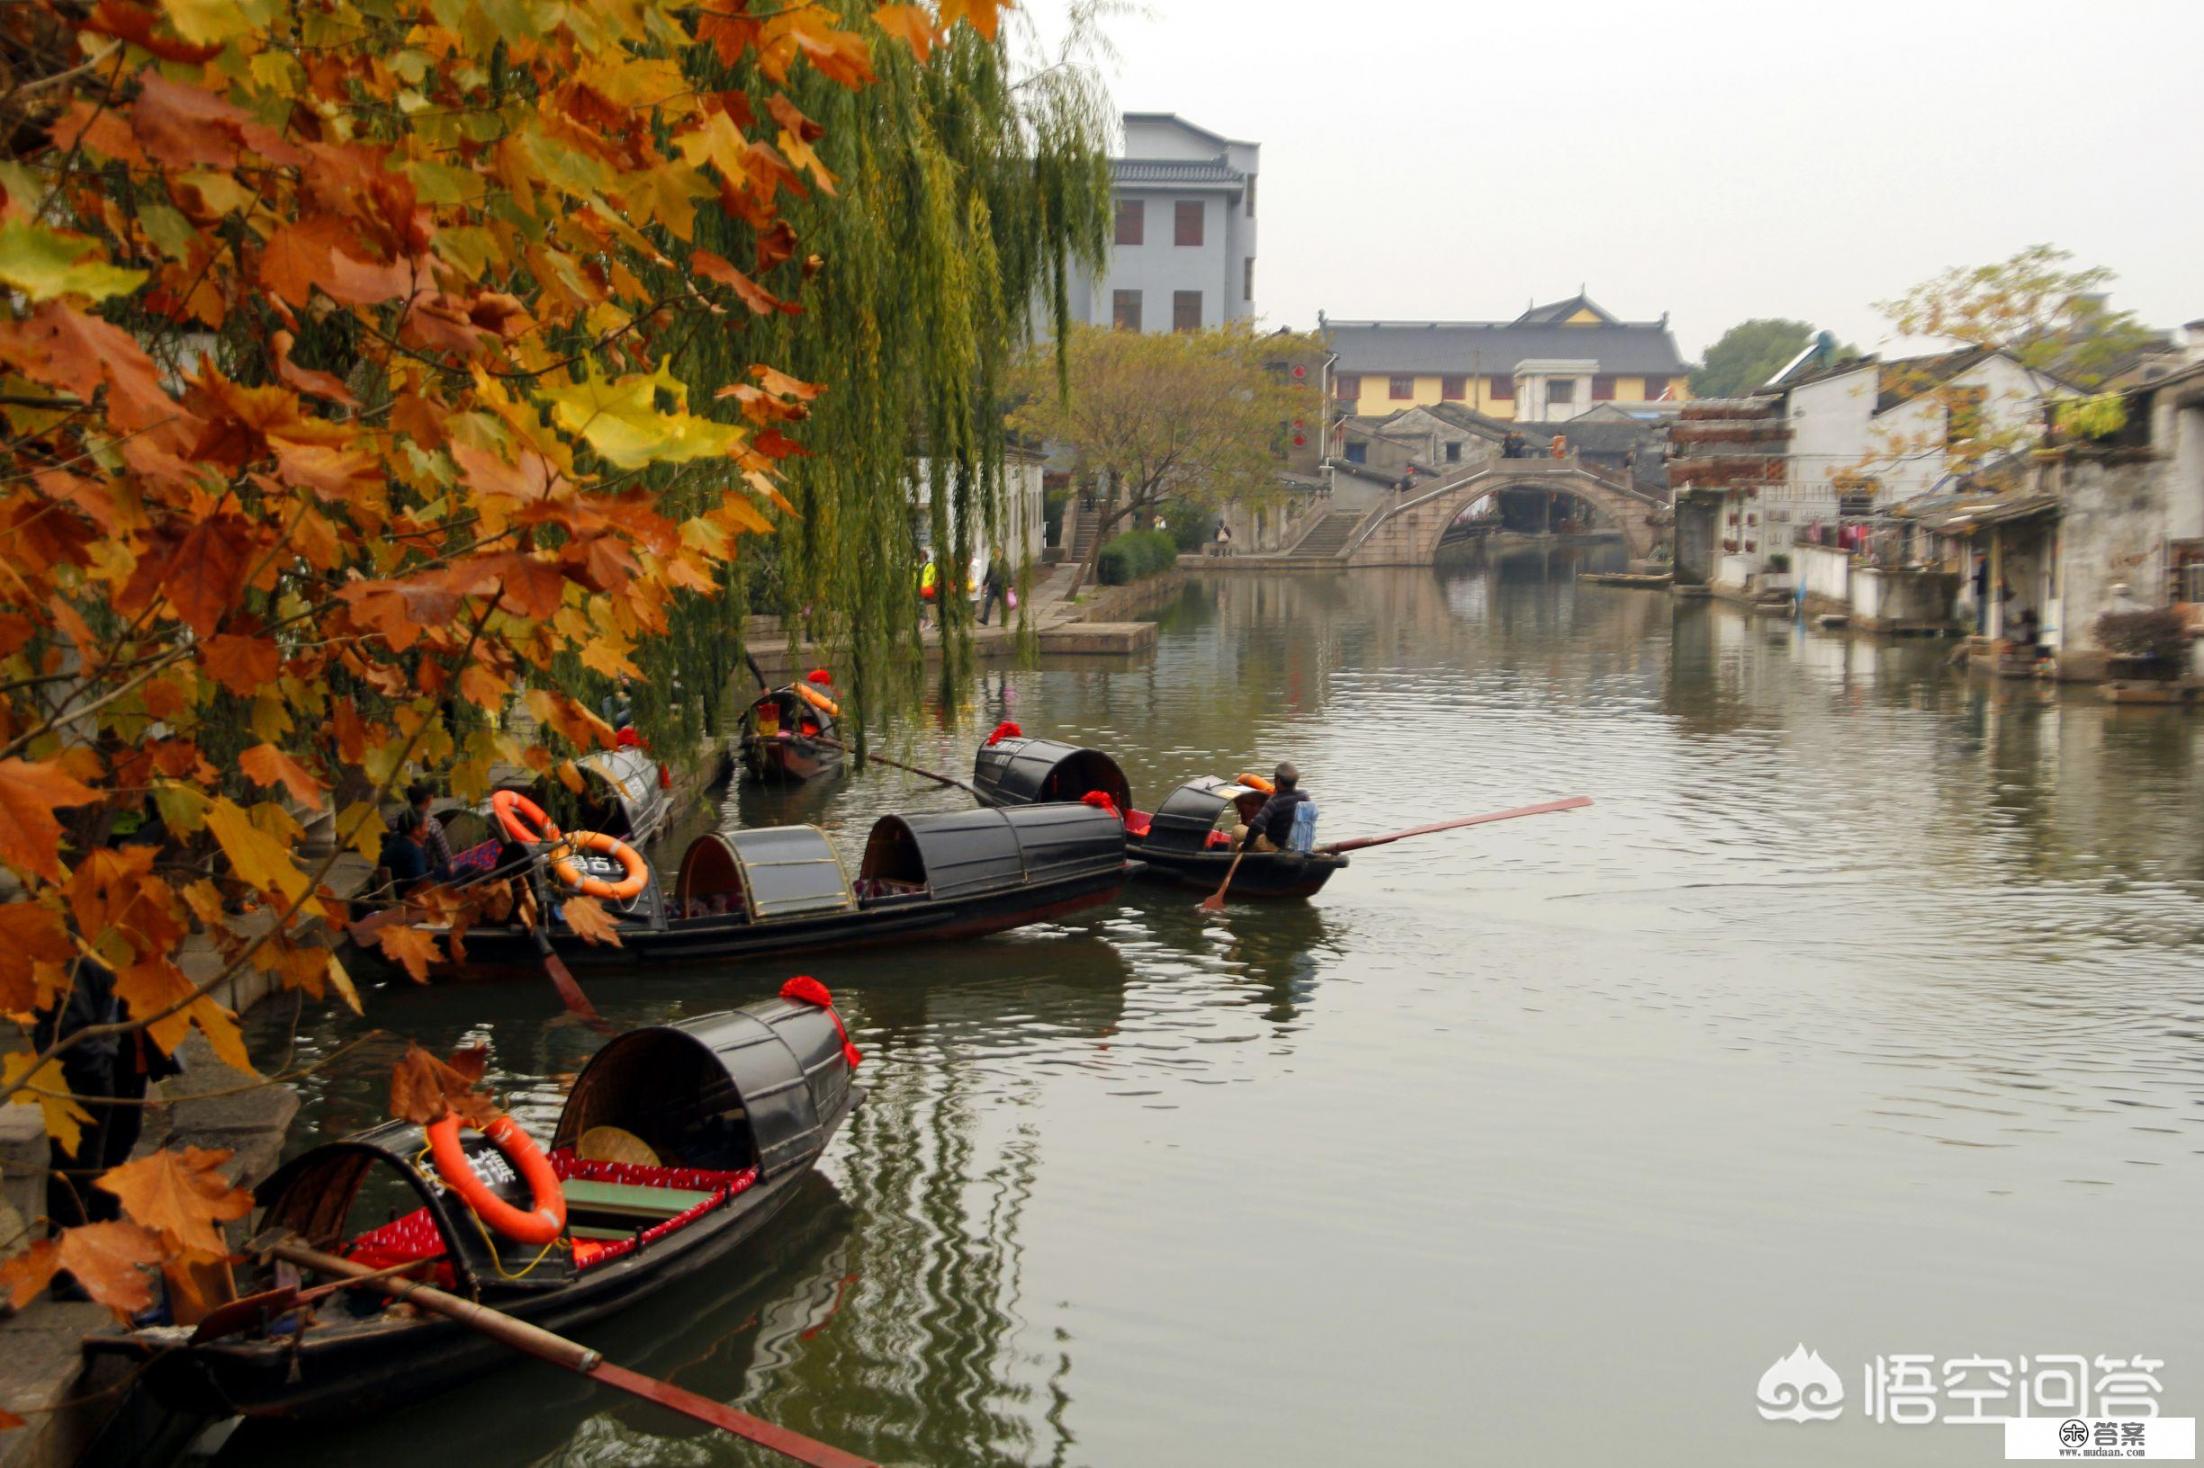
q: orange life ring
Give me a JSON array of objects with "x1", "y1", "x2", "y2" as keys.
[
  {"x1": 492, "y1": 790, "x2": 560, "y2": 845},
  {"x1": 792, "y1": 683, "x2": 840, "y2": 720},
  {"x1": 426, "y1": 1113, "x2": 566, "y2": 1246},
  {"x1": 1236, "y1": 772, "x2": 1275, "y2": 795},
  {"x1": 549, "y1": 830, "x2": 649, "y2": 901}
]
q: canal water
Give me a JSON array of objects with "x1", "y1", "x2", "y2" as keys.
[{"x1": 222, "y1": 551, "x2": 2204, "y2": 1466}]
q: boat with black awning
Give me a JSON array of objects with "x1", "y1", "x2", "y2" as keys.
[
  {"x1": 738, "y1": 675, "x2": 844, "y2": 784},
  {"x1": 87, "y1": 996, "x2": 859, "y2": 1420},
  {"x1": 971, "y1": 736, "x2": 1347, "y2": 899},
  {"x1": 375, "y1": 802, "x2": 1127, "y2": 975}
]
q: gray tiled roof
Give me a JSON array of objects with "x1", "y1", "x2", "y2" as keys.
[
  {"x1": 1113, "y1": 159, "x2": 1245, "y2": 185},
  {"x1": 1324, "y1": 319, "x2": 1687, "y2": 377}
]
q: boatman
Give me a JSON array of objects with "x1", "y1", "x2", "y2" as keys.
[{"x1": 1236, "y1": 762, "x2": 1314, "y2": 854}]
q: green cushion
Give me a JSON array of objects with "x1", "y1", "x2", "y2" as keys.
[{"x1": 561, "y1": 1179, "x2": 716, "y2": 1221}]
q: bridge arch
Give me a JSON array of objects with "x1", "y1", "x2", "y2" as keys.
[{"x1": 1343, "y1": 461, "x2": 1664, "y2": 566}]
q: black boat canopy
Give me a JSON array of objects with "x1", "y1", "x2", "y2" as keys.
[
  {"x1": 971, "y1": 736, "x2": 1132, "y2": 811},
  {"x1": 251, "y1": 1002, "x2": 854, "y2": 1291},
  {"x1": 859, "y1": 805, "x2": 1124, "y2": 900},
  {"x1": 553, "y1": 1000, "x2": 850, "y2": 1180},
  {"x1": 1143, "y1": 776, "x2": 1263, "y2": 853},
  {"x1": 675, "y1": 826, "x2": 854, "y2": 923}
]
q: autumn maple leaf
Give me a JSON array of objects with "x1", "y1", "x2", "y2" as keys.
[
  {"x1": 560, "y1": 894, "x2": 625, "y2": 947},
  {"x1": 0, "y1": 757, "x2": 102, "y2": 882},
  {"x1": 374, "y1": 924, "x2": 441, "y2": 984},
  {"x1": 389, "y1": 1043, "x2": 499, "y2": 1126},
  {"x1": 97, "y1": 1146, "x2": 252, "y2": 1255},
  {"x1": 238, "y1": 743, "x2": 326, "y2": 810}
]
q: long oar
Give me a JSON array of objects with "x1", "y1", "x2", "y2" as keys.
[
  {"x1": 268, "y1": 1240, "x2": 877, "y2": 1468},
  {"x1": 813, "y1": 735, "x2": 976, "y2": 797},
  {"x1": 1318, "y1": 794, "x2": 1593, "y2": 855},
  {"x1": 1198, "y1": 845, "x2": 1250, "y2": 912}
]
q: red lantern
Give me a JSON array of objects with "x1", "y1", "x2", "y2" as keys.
[
  {"x1": 1291, "y1": 365, "x2": 1306, "y2": 379},
  {"x1": 1292, "y1": 434, "x2": 1306, "y2": 447}
]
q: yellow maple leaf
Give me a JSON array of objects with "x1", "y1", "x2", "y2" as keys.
[
  {"x1": 205, "y1": 797, "x2": 319, "y2": 917},
  {"x1": 3, "y1": 1053, "x2": 92, "y2": 1156}
]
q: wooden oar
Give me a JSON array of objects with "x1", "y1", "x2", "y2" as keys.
[
  {"x1": 268, "y1": 1240, "x2": 877, "y2": 1468},
  {"x1": 1198, "y1": 845, "x2": 1249, "y2": 912},
  {"x1": 1318, "y1": 794, "x2": 1593, "y2": 855},
  {"x1": 813, "y1": 735, "x2": 976, "y2": 797}
]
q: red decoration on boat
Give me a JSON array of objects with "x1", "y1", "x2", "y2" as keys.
[
  {"x1": 615, "y1": 725, "x2": 643, "y2": 749},
  {"x1": 1080, "y1": 789, "x2": 1120, "y2": 820},
  {"x1": 780, "y1": 975, "x2": 861, "y2": 1070},
  {"x1": 807, "y1": 668, "x2": 833, "y2": 685},
  {"x1": 985, "y1": 720, "x2": 1022, "y2": 747}
]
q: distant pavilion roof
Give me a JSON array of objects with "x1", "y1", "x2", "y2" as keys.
[{"x1": 1322, "y1": 312, "x2": 1687, "y2": 378}]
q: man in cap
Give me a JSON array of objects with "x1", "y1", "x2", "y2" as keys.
[{"x1": 1235, "y1": 761, "x2": 1312, "y2": 854}]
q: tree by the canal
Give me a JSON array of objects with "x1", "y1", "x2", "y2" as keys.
[
  {"x1": 1008, "y1": 325, "x2": 1311, "y2": 592},
  {"x1": 0, "y1": 0, "x2": 1022, "y2": 1339},
  {"x1": 1876, "y1": 244, "x2": 2158, "y2": 389},
  {"x1": 1689, "y1": 319, "x2": 1829, "y2": 398},
  {"x1": 676, "y1": 13, "x2": 1113, "y2": 718}
]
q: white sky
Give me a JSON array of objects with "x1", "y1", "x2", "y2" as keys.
[{"x1": 1041, "y1": 0, "x2": 2204, "y2": 360}]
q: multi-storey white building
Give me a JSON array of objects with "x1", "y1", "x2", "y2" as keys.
[{"x1": 1065, "y1": 113, "x2": 1258, "y2": 334}]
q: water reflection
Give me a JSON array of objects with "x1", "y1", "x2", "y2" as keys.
[{"x1": 237, "y1": 552, "x2": 2204, "y2": 1466}]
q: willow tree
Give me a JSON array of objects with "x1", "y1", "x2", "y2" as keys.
[{"x1": 676, "y1": 5, "x2": 1113, "y2": 733}]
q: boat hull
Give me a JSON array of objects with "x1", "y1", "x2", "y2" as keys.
[
  {"x1": 90, "y1": 1092, "x2": 857, "y2": 1421},
  {"x1": 1126, "y1": 843, "x2": 1346, "y2": 899},
  {"x1": 390, "y1": 869, "x2": 1125, "y2": 977},
  {"x1": 739, "y1": 730, "x2": 841, "y2": 784}
]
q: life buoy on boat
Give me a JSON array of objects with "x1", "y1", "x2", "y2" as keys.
[
  {"x1": 792, "y1": 682, "x2": 840, "y2": 720},
  {"x1": 548, "y1": 830, "x2": 649, "y2": 901},
  {"x1": 426, "y1": 1113, "x2": 566, "y2": 1246},
  {"x1": 492, "y1": 790, "x2": 561, "y2": 845},
  {"x1": 1235, "y1": 772, "x2": 1275, "y2": 795}
]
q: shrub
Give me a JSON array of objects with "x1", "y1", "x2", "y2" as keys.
[
  {"x1": 2095, "y1": 606, "x2": 2190, "y2": 671},
  {"x1": 1095, "y1": 528, "x2": 1181, "y2": 585},
  {"x1": 1159, "y1": 502, "x2": 1211, "y2": 554},
  {"x1": 1766, "y1": 552, "x2": 1791, "y2": 573}
]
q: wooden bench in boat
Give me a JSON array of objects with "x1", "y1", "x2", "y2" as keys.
[{"x1": 562, "y1": 1179, "x2": 717, "y2": 1239}]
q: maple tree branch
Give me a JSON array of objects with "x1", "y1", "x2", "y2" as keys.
[{"x1": 0, "y1": 596, "x2": 503, "y2": 1107}]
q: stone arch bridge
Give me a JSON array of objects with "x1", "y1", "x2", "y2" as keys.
[{"x1": 1337, "y1": 459, "x2": 1665, "y2": 565}]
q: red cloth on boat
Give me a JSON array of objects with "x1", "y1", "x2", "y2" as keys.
[
  {"x1": 343, "y1": 1154, "x2": 760, "y2": 1274},
  {"x1": 781, "y1": 976, "x2": 862, "y2": 1070},
  {"x1": 1123, "y1": 808, "x2": 1152, "y2": 838},
  {"x1": 1080, "y1": 790, "x2": 1119, "y2": 820},
  {"x1": 985, "y1": 721, "x2": 1021, "y2": 747}
]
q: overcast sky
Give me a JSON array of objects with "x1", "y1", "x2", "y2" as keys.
[{"x1": 1042, "y1": 0, "x2": 2204, "y2": 360}]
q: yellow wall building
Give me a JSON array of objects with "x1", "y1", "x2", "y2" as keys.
[{"x1": 1322, "y1": 295, "x2": 1692, "y2": 423}]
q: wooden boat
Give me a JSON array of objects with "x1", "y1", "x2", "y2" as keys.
[
  {"x1": 380, "y1": 803, "x2": 1127, "y2": 975},
  {"x1": 971, "y1": 736, "x2": 1348, "y2": 899},
  {"x1": 86, "y1": 998, "x2": 858, "y2": 1420},
  {"x1": 738, "y1": 681, "x2": 843, "y2": 784}
]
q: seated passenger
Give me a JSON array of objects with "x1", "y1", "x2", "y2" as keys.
[{"x1": 1233, "y1": 763, "x2": 1313, "y2": 854}]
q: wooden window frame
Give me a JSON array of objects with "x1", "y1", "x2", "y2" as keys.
[{"x1": 1173, "y1": 200, "x2": 1204, "y2": 247}]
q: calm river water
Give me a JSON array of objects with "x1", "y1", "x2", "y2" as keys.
[{"x1": 222, "y1": 551, "x2": 2204, "y2": 1467}]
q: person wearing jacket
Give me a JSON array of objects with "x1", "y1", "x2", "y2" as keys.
[{"x1": 1236, "y1": 762, "x2": 1311, "y2": 853}]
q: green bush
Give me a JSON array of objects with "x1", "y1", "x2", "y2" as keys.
[
  {"x1": 1159, "y1": 501, "x2": 1211, "y2": 554},
  {"x1": 1095, "y1": 528, "x2": 1180, "y2": 585}
]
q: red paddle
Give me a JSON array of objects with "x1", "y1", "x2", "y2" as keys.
[
  {"x1": 271, "y1": 1241, "x2": 876, "y2": 1468},
  {"x1": 1318, "y1": 794, "x2": 1592, "y2": 855}
]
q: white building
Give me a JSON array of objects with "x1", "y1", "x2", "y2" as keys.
[
  {"x1": 1064, "y1": 113, "x2": 1257, "y2": 334},
  {"x1": 909, "y1": 449, "x2": 1047, "y2": 571}
]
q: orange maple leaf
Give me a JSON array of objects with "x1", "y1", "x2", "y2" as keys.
[
  {"x1": 0, "y1": 756, "x2": 101, "y2": 883},
  {"x1": 692, "y1": 250, "x2": 790, "y2": 316},
  {"x1": 12, "y1": 1222, "x2": 167, "y2": 1321},
  {"x1": 871, "y1": 3, "x2": 934, "y2": 61},
  {"x1": 560, "y1": 894, "x2": 625, "y2": 947},
  {"x1": 200, "y1": 634, "x2": 281, "y2": 697},
  {"x1": 97, "y1": 1146, "x2": 252, "y2": 1255},
  {"x1": 0, "y1": 901, "x2": 74, "y2": 1013},
  {"x1": 389, "y1": 1043, "x2": 498, "y2": 1126},
  {"x1": 375, "y1": 924, "x2": 441, "y2": 984},
  {"x1": 238, "y1": 743, "x2": 326, "y2": 809}
]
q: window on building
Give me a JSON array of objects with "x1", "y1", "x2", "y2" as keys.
[
  {"x1": 1172, "y1": 291, "x2": 1202, "y2": 333},
  {"x1": 1113, "y1": 199, "x2": 1143, "y2": 246},
  {"x1": 1388, "y1": 375, "x2": 1414, "y2": 400},
  {"x1": 1591, "y1": 375, "x2": 1616, "y2": 401},
  {"x1": 1335, "y1": 373, "x2": 1359, "y2": 401},
  {"x1": 1112, "y1": 290, "x2": 1141, "y2": 332},
  {"x1": 1344, "y1": 441, "x2": 1367, "y2": 464},
  {"x1": 1642, "y1": 375, "x2": 1669, "y2": 400},
  {"x1": 1244, "y1": 176, "x2": 1256, "y2": 218},
  {"x1": 1174, "y1": 200, "x2": 1203, "y2": 247},
  {"x1": 1547, "y1": 379, "x2": 1577, "y2": 406},
  {"x1": 1441, "y1": 375, "x2": 1467, "y2": 400},
  {"x1": 1444, "y1": 441, "x2": 1462, "y2": 463},
  {"x1": 1945, "y1": 386, "x2": 1987, "y2": 446},
  {"x1": 1243, "y1": 257, "x2": 1254, "y2": 303},
  {"x1": 1489, "y1": 375, "x2": 1515, "y2": 401}
]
